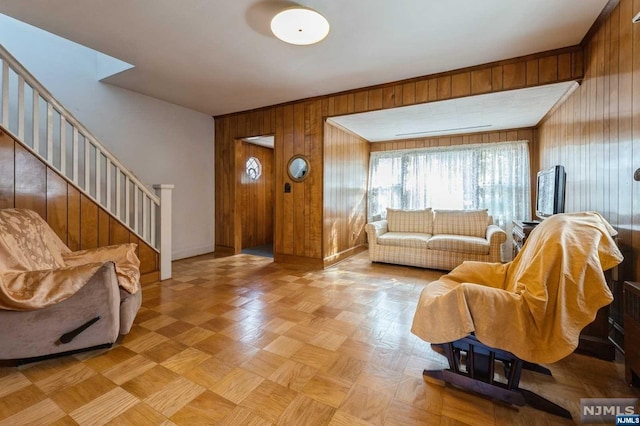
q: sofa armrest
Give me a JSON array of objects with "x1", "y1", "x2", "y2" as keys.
[
  {"x1": 486, "y1": 224, "x2": 507, "y2": 244},
  {"x1": 365, "y1": 220, "x2": 388, "y2": 241}
]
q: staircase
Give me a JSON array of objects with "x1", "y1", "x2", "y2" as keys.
[{"x1": 0, "y1": 43, "x2": 172, "y2": 279}]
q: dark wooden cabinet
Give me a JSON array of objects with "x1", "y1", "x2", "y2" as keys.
[
  {"x1": 511, "y1": 220, "x2": 540, "y2": 258},
  {"x1": 624, "y1": 281, "x2": 640, "y2": 385}
]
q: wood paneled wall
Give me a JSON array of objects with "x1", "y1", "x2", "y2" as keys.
[
  {"x1": 537, "y1": 0, "x2": 639, "y2": 282},
  {"x1": 0, "y1": 129, "x2": 159, "y2": 282},
  {"x1": 215, "y1": 46, "x2": 584, "y2": 266},
  {"x1": 239, "y1": 142, "x2": 274, "y2": 249},
  {"x1": 323, "y1": 123, "x2": 369, "y2": 266}
]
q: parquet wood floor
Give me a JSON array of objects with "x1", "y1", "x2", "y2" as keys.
[{"x1": 1, "y1": 251, "x2": 638, "y2": 425}]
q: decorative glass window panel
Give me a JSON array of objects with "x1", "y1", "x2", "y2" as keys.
[{"x1": 246, "y1": 157, "x2": 262, "y2": 180}]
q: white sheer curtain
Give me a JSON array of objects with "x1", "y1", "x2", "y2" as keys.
[{"x1": 368, "y1": 141, "x2": 531, "y2": 228}]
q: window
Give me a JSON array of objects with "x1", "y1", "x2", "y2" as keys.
[
  {"x1": 368, "y1": 141, "x2": 530, "y2": 228},
  {"x1": 246, "y1": 157, "x2": 262, "y2": 180}
]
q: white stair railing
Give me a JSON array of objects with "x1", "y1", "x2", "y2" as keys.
[{"x1": 0, "y1": 43, "x2": 172, "y2": 279}]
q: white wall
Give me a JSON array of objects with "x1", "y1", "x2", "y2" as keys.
[{"x1": 0, "y1": 15, "x2": 215, "y2": 260}]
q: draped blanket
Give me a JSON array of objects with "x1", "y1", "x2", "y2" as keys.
[
  {"x1": 0, "y1": 209, "x2": 140, "y2": 311},
  {"x1": 411, "y1": 212, "x2": 623, "y2": 364}
]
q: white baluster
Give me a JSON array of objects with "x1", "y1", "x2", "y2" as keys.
[
  {"x1": 72, "y1": 127, "x2": 79, "y2": 183},
  {"x1": 95, "y1": 149, "x2": 101, "y2": 204},
  {"x1": 142, "y1": 194, "x2": 148, "y2": 240},
  {"x1": 60, "y1": 116, "x2": 66, "y2": 176},
  {"x1": 1, "y1": 61, "x2": 8, "y2": 127},
  {"x1": 32, "y1": 90, "x2": 39, "y2": 153},
  {"x1": 46, "y1": 104, "x2": 53, "y2": 163},
  {"x1": 134, "y1": 188, "x2": 139, "y2": 234},
  {"x1": 125, "y1": 176, "x2": 130, "y2": 226},
  {"x1": 106, "y1": 158, "x2": 111, "y2": 212},
  {"x1": 84, "y1": 139, "x2": 90, "y2": 192},
  {"x1": 151, "y1": 200, "x2": 157, "y2": 248},
  {"x1": 17, "y1": 76, "x2": 24, "y2": 140},
  {"x1": 116, "y1": 169, "x2": 122, "y2": 220}
]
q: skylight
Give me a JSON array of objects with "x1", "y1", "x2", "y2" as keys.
[{"x1": 0, "y1": 13, "x2": 133, "y2": 81}]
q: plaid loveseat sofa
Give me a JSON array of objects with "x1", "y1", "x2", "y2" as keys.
[{"x1": 365, "y1": 208, "x2": 507, "y2": 271}]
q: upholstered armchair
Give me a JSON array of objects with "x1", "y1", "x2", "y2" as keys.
[
  {"x1": 411, "y1": 212, "x2": 623, "y2": 419},
  {"x1": 0, "y1": 208, "x2": 142, "y2": 361}
]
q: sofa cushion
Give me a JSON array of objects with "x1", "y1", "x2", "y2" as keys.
[
  {"x1": 433, "y1": 209, "x2": 489, "y2": 238},
  {"x1": 378, "y1": 232, "x2": 432, "y2": 249},
  {"x1": 427, "y1": 234, "x2": 490, "y2": 255},
  {"x1": 386, "y1": 208, "x2": 433, "y2": 234}
]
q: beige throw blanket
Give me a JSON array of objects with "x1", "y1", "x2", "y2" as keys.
[
  {"x1": 411, "y1": 212, "x2": 623, "y2": 363},
  {"x1": 0, "y1": 209, "x2": 140, "y2": 311}
]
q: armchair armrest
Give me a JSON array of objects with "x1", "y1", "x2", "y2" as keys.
[
  {"x1": 0, "y1": 262, "x2": 105, "y2": 310},
  {"x1": 365, "y1": 220, "x2": 388, "y2": 240},
  {"x1": 62, "y1": 244, "x2": 140, "y2": 294}
]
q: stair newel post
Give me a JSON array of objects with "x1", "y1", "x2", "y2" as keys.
[{"x1": 153, "y1": 184, "x2": 174, "y2": 280}]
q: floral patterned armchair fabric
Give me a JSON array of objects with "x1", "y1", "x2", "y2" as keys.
[{"x1": 0, "y1": 208, "x2": 142, "y2": 361}]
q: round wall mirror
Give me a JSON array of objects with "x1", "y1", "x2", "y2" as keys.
[{"x1": 287, "y1": 155, "x2": 310, "y2": 182}]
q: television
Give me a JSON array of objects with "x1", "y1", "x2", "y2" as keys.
[{"x1": 536, "y1": 165, "x2": 566, "y2": 220}]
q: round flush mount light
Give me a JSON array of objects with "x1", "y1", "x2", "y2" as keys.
[{"x1": 270, "y1": 7, "x2": 330, "y2": 45}]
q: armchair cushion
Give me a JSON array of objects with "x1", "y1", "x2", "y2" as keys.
[
  {"x1": 0, "y1": 208, "x2": 141, "y2": 310},
  {"x1": 412, "y1": 212, "x2": 623, "y2": 363}
]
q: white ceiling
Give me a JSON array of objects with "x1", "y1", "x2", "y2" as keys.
[
  {"x1": 243, "y1": 136, "x2": 275, "y2": 148},
  {"x1": 329, "y1": 81, "x2": 578, "y2": 142},
  {"x1": 0, "y1": 1, "x2": 608, "y2": 117}
]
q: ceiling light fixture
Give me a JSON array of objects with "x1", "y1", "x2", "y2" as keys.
[{"x1": 271, "y1": 7, "x2": 330, "y2": 45}]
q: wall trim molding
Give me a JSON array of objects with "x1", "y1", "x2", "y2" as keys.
[
  {"x1": 173, "y1": 244, "x2": 216, "y2": 260},
  {"x1": 323, "y1": 245, "x2": 368, "y2": 268},
  {"x1": 274, "y1": 253, "x2": 324, "y2": 269}
]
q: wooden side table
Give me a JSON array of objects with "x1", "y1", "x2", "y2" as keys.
[
  {"x1": 511, "y1": 220, "x2": 540, "y2": 258},
  {"x1": 624, "y1": 281, "x2": 640, "y2": 385}
]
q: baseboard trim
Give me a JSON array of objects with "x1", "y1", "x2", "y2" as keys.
[
  {"x1": 577, "y1": 335, "x2": 616, "y2": 361},
  {"x1": 274, "y1": 253, "x2": 324, "y2": 269},
  {"x1": 323, "y1": 244, "x2": 368, "y2": 268},
  {"x1": 141, "y1": 271, "x2": 160, "y2": 285},
  {"x1": 214, "y1": 245, "x2": 236, "y2": 255},
  {"x1": 173, "y1": 244, "x2": 216, "y2": 260}
]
